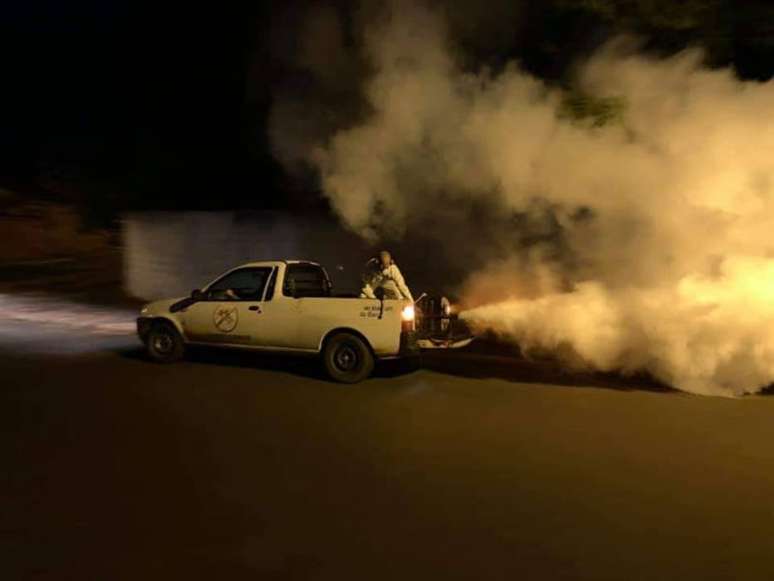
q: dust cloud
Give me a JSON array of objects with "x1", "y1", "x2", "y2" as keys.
[{"x1": 278, "y1": 1, "x2": 774, "y2": 395}]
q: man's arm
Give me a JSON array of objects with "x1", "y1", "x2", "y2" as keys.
[{"x1": 390, "y1": 265, "x2": 414, "y2": 302}]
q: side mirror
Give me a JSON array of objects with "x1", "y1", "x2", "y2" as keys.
[{"x1": 191, "y1": 289, "x2": 205, "y2": 301}]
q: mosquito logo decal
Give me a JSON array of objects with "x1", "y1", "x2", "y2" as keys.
[{"x1": 213, "y1": 305, "x2": 238, "y2": 333}]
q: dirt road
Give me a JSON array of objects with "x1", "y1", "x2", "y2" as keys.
[{"x1": 4, "y1": 336, "x2": 774, "y2": 580}]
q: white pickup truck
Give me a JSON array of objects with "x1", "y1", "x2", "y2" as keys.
[{"x1": 137, "y1": 260, "x2": 422, "y2": 382}]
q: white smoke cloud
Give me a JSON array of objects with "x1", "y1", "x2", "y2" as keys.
[{"x1": 307, "y1": 2, "x2": 774, "y2": 395}]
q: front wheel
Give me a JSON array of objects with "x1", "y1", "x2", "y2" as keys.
[
  {"x1": 322, "y1": 333, "x2": 375, "y2": 383},
  {"x1": 145, "y1": 322, "x2": 185, "y2": 363}
]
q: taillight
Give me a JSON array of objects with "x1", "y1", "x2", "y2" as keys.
[{"x1": 401, "y1": 304, "x2": 415, "y2": 332}]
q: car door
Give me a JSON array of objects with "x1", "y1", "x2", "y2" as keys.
[
  {"x1": 280, "y1": 263, "x2": 332, "y2": 350},
  {"x1": 247, "y1": 265, "x2": 302, "y2": 349},
  {"x1": 243, "y1": 263, "x2": 326, "y2": 350},
  {"x1": 181, "y1": 267, "x2": 272, "y2": 346}
]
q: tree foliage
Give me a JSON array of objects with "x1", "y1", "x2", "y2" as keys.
[
  {"x1": 559, "y1": 94, "x2": 627, "y2": 127},
  {"x1": 558, "y1": 0, "x2": 719, "y2": 30}
]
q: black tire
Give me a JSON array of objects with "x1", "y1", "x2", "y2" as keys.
[
  {"x1": 322, "y1": 332, "x2": 375, "y2": 383},
  {"x1": 145, "y1": 321, "x2": 185, "y2": 363}
]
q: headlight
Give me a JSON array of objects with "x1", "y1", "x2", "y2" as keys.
[
  {"x1": 401, "y1": 305, "x2": 415, "y2": 321},
  {"x1": 140, "y1": 304, "x2": 150, "y2": 315}
]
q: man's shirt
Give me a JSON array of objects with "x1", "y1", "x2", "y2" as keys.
[{"x1": 361, "y1": 264, "x2": 414, "y2": 301}]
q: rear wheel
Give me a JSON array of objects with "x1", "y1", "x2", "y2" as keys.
[
  {"x1": 322, "y1": 333, "x2": 375, "y2": 383},
  {"x1": 145, "y1": 322, "x2": 185, "y2": 363}
]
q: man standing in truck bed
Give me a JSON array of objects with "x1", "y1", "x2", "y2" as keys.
[{"x1": 360, "y1": 250, "x2": 414, "y2": 302}]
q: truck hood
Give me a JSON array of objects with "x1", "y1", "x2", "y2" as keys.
[{"x1": 139, "y1": 297, "x2": 187, "y2": 317}]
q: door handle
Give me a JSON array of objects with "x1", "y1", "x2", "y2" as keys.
[{"x1": 248, "y1": 305, "x2": 260, "y2": 312}]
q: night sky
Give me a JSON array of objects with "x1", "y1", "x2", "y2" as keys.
[
  {"x1": 1, "y1": 0, "x2": 772, "y2": 219},
  {"x1": 2, "y1": 2, "x2": 275, "y2": 212}
]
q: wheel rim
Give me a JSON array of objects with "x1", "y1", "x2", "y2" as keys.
[
  {"x1": 152, "y1": 330, "x2": 174, "y2": 355},
  {"x1": 333, "y1": 343, "x2": 359, "y2": 372}
]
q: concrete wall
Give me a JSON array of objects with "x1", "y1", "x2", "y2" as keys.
[
  {"x1": 123, "y1": 211, "x2": 370, "y2": 300},
  {"x1": 0, "y1": 203, "x2": 110, "y2": 263}
]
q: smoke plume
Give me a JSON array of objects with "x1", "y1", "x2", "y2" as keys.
[{"x1": 277, "y1": 1, "x2": 774, "y2": 395}]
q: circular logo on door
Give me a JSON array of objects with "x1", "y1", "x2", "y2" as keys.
[{"x1": 213, "y1": 305, "x2": 238, "y2": 333}]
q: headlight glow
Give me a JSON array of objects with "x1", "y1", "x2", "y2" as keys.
[{"x1": 401, "y1": 305, "x2": 415, "y2": 321}]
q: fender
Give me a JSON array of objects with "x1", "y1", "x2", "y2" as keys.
[
  {"x1": 319, "y1": 327, "x2": 375, "y2": 356},
  {"x1": 137, "y1": 315, "x2": 187, "y2": 342}
]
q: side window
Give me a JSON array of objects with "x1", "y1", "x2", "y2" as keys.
[
  {"x1": 283, "y1": 265, "x2": 330, "y2": 298},
  {"x1": 207, "y1": 268, "x2": 272, "y2": 301}
]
